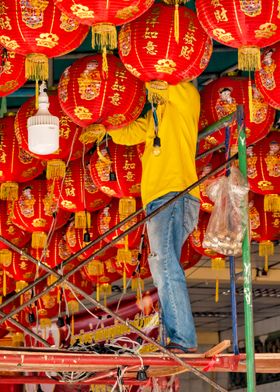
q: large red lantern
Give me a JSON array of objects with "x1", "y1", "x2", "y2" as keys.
[
  {"x1": 199, "y1": 77, "x2": 275, "y2": 150},
  {"x1": 15, "y1": 91, "x2": 89, "y2": 179},
  {"x1": 58, "y1": 54, "x2": 146, "y2": 142},
  {"x1": 118, "y1": 3, "x2": 212, "y2": 102},
  {"x1": 0, "y1": 46, "x2": 27, "y2": 96},
  {"x1": 54, "y1": 0, "x2": 154, "y2": 55},
  {"x1": 11, "y1": 180, "x2": 71, "y2": 250},
  {"x1": 255, "y1": 43, "x2": 280, "y2": 109},
  {"x1": 0, "y1": 1, "x2": 89, "y2": 82},
  {"x1": 89, "y1": 139, "x2": 143, "y2": 198},
  {"x1": 196, "y1": 1, "x2": 280, "y2": 71},
  {"x1": 54, "y1": 154, "x2": 111, "y2": 228},
  {"x1": 249, "y1": 192, "x2": 280, "y2": 271},
  {"x1": 0, "y1": 113, "x2": 45, "y2": 201},
  {"x1": 247, "y1": 130, "x2": 280, "y2": 211}
]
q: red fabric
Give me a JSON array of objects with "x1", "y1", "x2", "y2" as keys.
[
  {"x1": 196, "y1": 1, "x2": 280, "y2": 49},
  {"x1": 0, "y1": 46, "x2": 26, "y2": 96},
  {"x1": 118, "y1": 3, "x2": 213, "y2": 83}
]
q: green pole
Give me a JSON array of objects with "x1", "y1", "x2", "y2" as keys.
[
  {"x1": 198, "y1": 112, "x2": 235, "y2": 142},
  {"x1": 237, "y1": 104, "x2": 256, "y2": 391}
]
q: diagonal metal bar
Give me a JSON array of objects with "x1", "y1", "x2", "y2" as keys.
[{"x1": 197, "y1": 113, "x2": 236, "y2": 142}]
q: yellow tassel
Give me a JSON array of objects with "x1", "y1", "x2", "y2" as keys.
[
  {"x1": 47, "y1": 274, "x2": 58, "y2": 286},
  {"x1": 259, "y1": 240, "x2": 274, "y2": 272},
  {"x1": 3, "y1": 270, "x2": 6, "y2": 297},
  {"x1": 91, "y1": 23, "x2": 117, "y2": 50},
  {"x1": 35, "y1": 79, "x2": 39, "y2": 110},
  {"x1": 123, "y1": 265, "x2": 127, "y2": 294},
  {"x1": 68, "y1": 300, "x2": 79, "y2": 315},
  {"x1": 0, "y1": 249, "x2": 12, "y2": 267},
  {"x1": 264, "y1": 194, "x2": 280, "y2": 212},
  {"x1": 146, "y1": 80, "x2": 169, "y2": 105},
  {"x1": 12, "y1": 332, "x2": 24, "y2": 346},
  {"x1": 174, "y1": 3, "x2": 179, "y2": 44},
  {"x1": 31, "y1": 232, "x2": 47, "y2": 249},
  {"x1": 40, "y1": 318, "x2": 52, "y2": 329},
  {"x1": 119, "y1": 197, "x2": 136, "y2": 221},
  {"x1": 15, "y1": 280, "x2": 28, "y2": 293},
  {"x1": 117, "y1": 248, "x2": 132, "y2": 265},
  {"x1": 102, "y1": 46, "x2": 108, "y2": 78},
  {"x1": 46, "y1": 159, "x2": 66, "y2": 180},
  {"x1": 248, "y1": 77, "x2": 254, "y2": 123},
  {"x1": 25, "y1": 53, "x2": 49, "y2": 81},
  {"x1": 75, "y1": 211, "x2": 91, "y2": 229},
  {"x1": 100, "y1": 283, "x2": 112, "y2": 306},
  {"x1": 79, "y1": 124, "x2": 106, "y2": 144},
  {"x1": 96, "y1": 282, "x2": 100, "y2": 302},
  {"x1": 87, "y1": 260, "x2": 104, "y2": 276},
  {"x1": 131, "y1": 277, "x2": 144, "y2": 300},
  {"x1": 238, "y1": 46, "x2": 261, "y2": 71},
  {"x1": 215, "y1": 278, "x2": 219, "y2": 303},
  {"x1": 71, "y1": 314, "x2": 75, "y2": 336},
  {"x1": 0, "y1": 182, "x2": 18, "y2": 201},
  {"x1": 211, "y1": 257, "x2": 226, "y2": 270}
]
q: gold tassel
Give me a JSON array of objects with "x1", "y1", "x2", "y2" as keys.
[
  {"x1": 146, "y1": 80, "x2": 169, "y2": 105},
  {"x1": 12, "y1": 332, "x2": 24, "y2": 346},
  {"x1": 47, "y1": 274, "x2": 58, "y2": 286},
  {"x1": 25, "y1": 53, "x2": 49, "y2": 81},
  {"x1": 0, "y1": 249, "x2": 12, "y2": 267},
  {"x1": 259, "y1": 240, "x2": 274, "y2": 272},
  {"x1": 102, "y1": 46, "x2": 108, "y2": 78},
  {"x1": 131, "y1": 277, "x2": 144, "y2": 300},
  {"x1": 91, "y1": 23, "x2": 117, "y2": 50},
  {"x1": 46, "y1": 159, "x2": 66, "y2": 180},
  {"x1": 0, "y1": 182, "x2": 18, "y2": 201},
  {"x1": 75, "y1": 211, "x2": 91, "y2": 229},
  {"x1": 35, "y1": 79, "x2": 39, "y2": 110},
  {"x1": 211, "y1": 258, "x2": 225, "y2": 303},
  {"x1": 100, "y1": 283, "x2": 112, "y2": 306},
  {"x1": 68, "y1": 300, "x2": 79, "y2": 315},
  {"x1": 71, "y1": 314, "x2": 75, "y2": 336},
  {"x1": 31, "y1": 232, "x2": 47, "y2": 249},
  {"x1": 264, "y1": 194, "x2": 280, "y2": 212},
  {"x1": 87, "y1": 260, "x2": 104, "y2": 276},
  {"x1": 79, "y1": 124, "x2": 106, "y2": 144},
  {"x1": 40, "y1": 318, "x2": 52, "y2": 329},
  {"x1": 174, "y1": 2, "x2": 179, "y2": 44},
  {"x1": 119, "y1": 197, "x2": 136, "y2": 221},
  {"x1": 238, "y1": 46, "x2": 261, "y2": 71},
  {"x1": 123, "y1": 264, "x2": 127, "y2": 294},
  {"x1": 117, "y1": 248, "x2": 132, "y2": 265},
  {"x1": 3, "y1": 270, "x2": 6, "y2": 297},
  {"x1": 248, "y1": 78, "x2": 254, "y2": 123},
  {"x1": 96, "y1": 282, "x2": 100, "y2": 302},
  {"x1": 15, "y1": 280, "x2": 28, "y2": 293}
]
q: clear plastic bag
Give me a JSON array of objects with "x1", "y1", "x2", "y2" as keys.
[{"x1": 202, "y1": 166, "x2": 249, "y2": 256}]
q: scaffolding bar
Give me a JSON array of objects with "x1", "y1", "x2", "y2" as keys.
[{"x1": 237, "y1": 105, "x2": 256, "y2": 391}]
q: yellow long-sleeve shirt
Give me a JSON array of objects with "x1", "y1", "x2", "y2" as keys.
[{"x1": 108, "y1": 81, "x2": 200, "y2": 207}]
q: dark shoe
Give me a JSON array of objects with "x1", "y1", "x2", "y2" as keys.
[{"x1": 165, "y1": 342, "x2": 197, "y2": 354}]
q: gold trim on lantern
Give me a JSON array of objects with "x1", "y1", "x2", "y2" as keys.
[
  {"x1": 15, "y1": 280, "x2": 28, "y2": 293},
  {"x1": 91, "y1": 23, "x2": 117, "y2": 50},
  {"x1": 146, "y1": 80, "x2": 169, "y2": 105},
  {"x1": 0, "y1": 182, "x2": 19, "y2": 201},
  {"x1": 119, "y1": 197, "x2": 136, "y2": 221},
  {"x1": 259, "y1": 240, "x2": 274, "y2": 272},
  {"x1": 87, "y1": 260, "x2": 104, "y2": 276},
  {"x1": 238, "y1": 46, "x2": 261, "y2": 71},
  {"x1": 46, "y1": 159, "x2": 66, "y2": 180},
  {"x1": 25, "y1": 53, "x2": 49, "y2": 81},
  {"x1": 264, "y1": 194, "x2": 280, "y2": 212},
  {"x1": 0, "y1": 249, "x2": 12, "y2": 268},
  {"x1": 75, "y1": 211, "x2": 91, "y2": 229},
  {"x1": 68, "y1": 299, "x2": 79, "y2": 314},
  {"x1": 31, "y1": 232, "x2": 47, "y2": 249},
  {"x1": 79, "y1": 124, "x2": 106, "y2": 144}
]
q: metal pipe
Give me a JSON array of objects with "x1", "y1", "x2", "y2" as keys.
[
  {"x1": 198, "y1": 113, "x2": 236, "y2": 142},
  {"x1": 237, "y1": 105, "x2": 256, "y2": 391},
  {"x1": 196, "y1": 143, "x2": 225, "y2": 161}
]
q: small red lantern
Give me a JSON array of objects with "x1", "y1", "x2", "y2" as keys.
[
  {"x1": 196, "y1": 1, "x2": 280, "y2": 71},
  {"x1": 11, "y1": 180, "x2": 71, "y2": 250},
  {"x1": 54, "y1": 154, "x2": 111, "y2": 229},
  {"x1": 15, "y1": 91, "x2": 88, "y2": 179},
  {"x1": 0, "y1": 1, "x2": 89, "y2": 82},
  {"x1": 118, "y1": 3, "x2": 212, "y2": 102},
  {"x1": 255, "y1": 43, "x2": 280, "y2": 109},
  {"x1": 58, "y1": 54, "x2": 146, "y2": 143},
  {"x1": 0, "y1": 46, "x2": 26, "y2": 96},
  {"x1": 200, "y1": 76, "x2": 275, "y2": 150},
  {"x1": 0, "y1": 113, "x2": 44, "y2": 201},
  {"x1": 247, "y1": 130, "x2": 280, "y2": 212},
  {"x1": 89, "y1": 138, "x2": 143, "y2": 198}
]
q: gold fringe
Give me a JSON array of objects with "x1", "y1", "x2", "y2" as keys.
[
  {"x1": 211, "y1": 257, "x2": 225, "y2": 270},
  {"x1": 40, "y1": 318, "x2": 52, "y2": 329},
  {"x1": 25, "y1": 53, "x2": 49, "y2": 81},
  {"x1": 259, "y1": 240, "x2": 274, "y2": 257},
  {"x1": 79, "y1": 124, "x2": 106, "y2": 144},
  {"x1": 264, "y1": 194, "x2": 280, "y2": 212},
  {"x1": 46, "y1": 159, "x2": 66, "y2": 180},
  {"x1": 119, "y1": 197, "x2": 136, "y2": 221},
  {"x1": 87, "y1": 260, "x2": 104, "y2": 276},
  {"x1": 12, "y1": 332, "x2": 24, "y2": 345},
  {"x1": 68, "y1": 299, "x2": 79, "y2": 314},
  {"x1": 96, "y1": 282, "x2": 100, "y2": 302},
  {"x1": 47, "y1": 274, "x2": 58, "y2": 286},
  {"x1": 0, "y1": 182, "x2": 18, "y2": 201},
  {"x1": 117, "y1": 248, "x2": 132, "y2": 265},
  {"x1": 146, "y1": 80, "x2": 169, "y2": 105},
  {"x1": 31, "y1": 232, "x2": 47, "y2": 249},
  {"x1": 174, "y1": 3, "x2": 179, "y2": 44},
  {"x1": 35, "y1": 79, "x2": 39, "y2": 110},
  {"x1": 100, "y1": 283, "x2": 111, "y2": 306},
  {"x1": 15, "y1": 280, "x2": 28, "y2": 293},
  {"x1": 91, "y1": 23, "x2": 117, "y2": 50},
  {"x1": 123, "y1": 265, "x2": 127, "y2": 294},
  {"x1": 238, "y1": 46, "x2": 261, "y2": 71},
  {"x1": 102, "y1": 46, "x2": 108, "y2": 78},
  {"x1": 0, "y1": 249, "x2": 12, "y2": 267},
  {"x1": 215, "y1": 278, "x2": 219, "y2": 303},
  {"x1": 75, "y1": 211, "x2": 91, "y2": 229},
  {"x1": 71, "y1": 314, "x2": 75, "y2": 336},
  {"x1": 3, "y1": 270, "x2": 6, "y2": 297},
  {"x1": 248, "y1": 78, "x2": 254, "y2": 123},
  {"x1": 131, "y1": 277, "x2": 144, "y2": 300}
]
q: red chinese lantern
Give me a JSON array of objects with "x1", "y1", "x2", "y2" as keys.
[
  {"x1": 249, "y1": 192, "x2": 280, "y2": 272},
  {"x1": 247, "y1": 130, "x2": 280, "y2": 212},
  {"x1": 15, "y1": 91, "x2": 88, "y2": 179},
  {"x1": 54, "y1": 154, "x2": 111, "y2": 229},
  {"x1": 200, "y1": 77, "x2": 275, "y2": 150},
  {"x1": 0, "y1": 1, "x2": 89, "y2": 83},
  {"x1": 255, "y1": 43, "x2": 280, "y2": 109},
  {"x1": 11, "y1": 179, "x2": 71, "y2": 250},
  {"x1": 0, "y1": 46, "x2": 26, "y2": 96},
  {"x1": 0, "y1": 201, "x2": 31, "y2": 268},
  {"x1": 34, "y1": 281, "x2": 60, "y2": 329},
  {"x1": 0, "y1": 113, "x2": 44, "y2": 201},
  {"x1": 58, "y1": 54, "x2": 146, "y2": 143},
  {"x1": 118, "y1": 3, "x2": 212, "y2": 103},
  {"x1": 54, "y1": 0, "x2": 154, "y2": 57},
  {"x1": 89, "y1": 138, "x2": 143, "y2": 198},
  {"x1": 180, "y1": 238, "x2": 202, "y2": 270},
  {"x1": 196, "y1": 1, "x2": 280, "y2": 71}
]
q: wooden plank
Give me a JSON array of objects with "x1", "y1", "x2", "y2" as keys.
[{"x1": 204, "y1": 340, "x2": 231, "y2": 358}]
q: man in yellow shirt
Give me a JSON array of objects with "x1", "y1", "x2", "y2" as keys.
[{"x1": 109, "y1": 81, "x2": 200, "y2": 353}]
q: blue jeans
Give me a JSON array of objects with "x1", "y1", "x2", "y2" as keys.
[{"x1": 146, "y1": 192, "x2": 200, "y2": 349}]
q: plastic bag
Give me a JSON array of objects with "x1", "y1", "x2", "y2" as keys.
[{"x1": 202, "y1": 166, "x2": 249, "y2": 256}]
